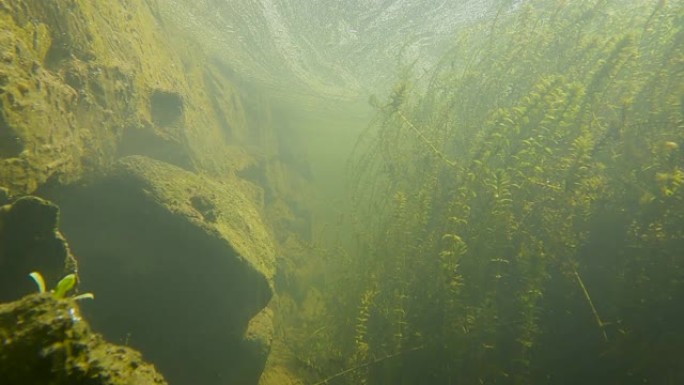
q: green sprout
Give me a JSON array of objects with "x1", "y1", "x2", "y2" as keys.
[{"x1": 28, "y1": 271, "x2": 94, "y2": 300}]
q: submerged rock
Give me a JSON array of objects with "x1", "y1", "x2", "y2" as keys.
[
  {"x1": 0, "y1": 293, "x2": 167, "y2": 385},
  {"x1": 50, "y1": 155, "x2": 276, "y2": 385}
]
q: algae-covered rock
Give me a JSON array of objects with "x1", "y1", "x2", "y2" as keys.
[
  {"x1": 50, "y1": 155, "x2": 276, "y2": 385},
  {"x1": 0, "y1": 293, "x2": 167, "y2": 385},
  {"x1": 240, "y1": 307, "x2": 275, "y2": 382},
  {"x1": 110, "y1": 155, "x2": 276, "y2": 283},
  {"x1": 0, "y1": 0, "x2": 261, "y2": 196}
]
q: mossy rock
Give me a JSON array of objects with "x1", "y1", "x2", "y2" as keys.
[{"x1": 0, "y1": 293, "x2": 167, "y2": 385}]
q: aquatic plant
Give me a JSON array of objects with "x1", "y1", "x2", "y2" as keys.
[
  {"x1": 29, "y1": 271, "x2": 94, "y2": 301},
  {"x1": 289, "y1": 0, "x2": 684, "y2": 383}
]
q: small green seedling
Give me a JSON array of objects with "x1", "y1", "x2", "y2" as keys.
[{"x1": 29, "y1": 271, "x2": 94, "y2": 300}]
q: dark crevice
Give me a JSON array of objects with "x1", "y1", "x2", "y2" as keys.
[{"x1": 150, "y1": 90, "x2": 183, "y2": 127}]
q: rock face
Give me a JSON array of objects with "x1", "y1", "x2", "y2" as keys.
[
  {"x1": 0, "y1": 293, "x2": 167, "y2": 385},
  {"x1": 0, "y1": 0, "x2": 274, "y2": 192},
  {"x1": 0, "y1": 0, "x2": 309, "y2": 384}
]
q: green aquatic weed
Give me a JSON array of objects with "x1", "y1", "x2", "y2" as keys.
[{"x1": 28, "y1": 271, "x2": 94, "y2": 300}]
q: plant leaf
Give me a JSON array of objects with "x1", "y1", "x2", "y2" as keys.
[
  {"x1": 53, "y1": 274, "x2": 77, "y2": 299},
  {"x1": 72, "y1": 293, "x2": 95, "y2": 301},
  {"x1": 28, "y1": 272, "x2": 46, "y2": 294}
]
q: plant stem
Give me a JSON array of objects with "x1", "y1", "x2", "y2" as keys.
[
  {"x1": 397, "y1": 110, "x2": 457, "y2": 167},
  {"x1": 311, "y1": 345, "x2": 424, "y2": 385},
  {"x1": 574, "y1": 270, "x2": 608, "y2": 342}
]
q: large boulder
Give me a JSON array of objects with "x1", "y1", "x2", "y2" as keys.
[{"x1": 49, "y1": 155, "x2": 276, "y2": 385}]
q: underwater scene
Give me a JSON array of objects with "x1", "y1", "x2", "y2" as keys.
[{"x1": 0, "y1": 0, "x2": 683, "y2": 384}]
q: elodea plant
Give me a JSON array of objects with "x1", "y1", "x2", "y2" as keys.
[{"x1": 28, "y1": 271, "x2": 94, "y2": 301}]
